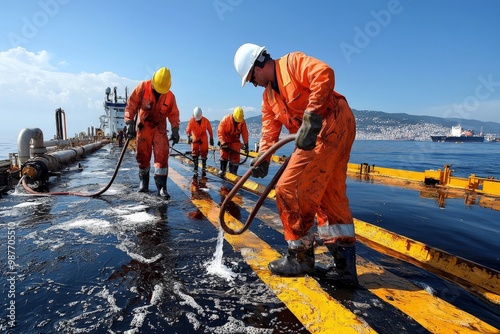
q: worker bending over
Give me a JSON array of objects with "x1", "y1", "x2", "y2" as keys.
[
  {"x1": 124, "y1": 67, "x2": 180, "y2": 199},
  {"x1": 234, "y1": 43, "x2": 357, "y2": 286},
  {"x1": 217, "y1": 106, "x2": 249, "y2": 178}
]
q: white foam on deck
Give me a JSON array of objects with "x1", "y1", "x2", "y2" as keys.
[
  {"x1": 48, "y1": 218, "x2": 112, "y2": 235},
  {"x1": 13, "y1": 201, "x2": 43, "y2": 208},
  {"x1": 125, "y1": 284, "x2": 165, "y2": 333}
]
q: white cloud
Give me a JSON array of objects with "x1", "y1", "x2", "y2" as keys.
[
  {"x1": 0, "y1": 47, "x2": 139, "y2": 141},
  {"x1": 0, "y1": 47, "x2": 55, "y2": 70}
]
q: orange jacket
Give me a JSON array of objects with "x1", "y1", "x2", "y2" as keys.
[
  {"x1": 186, "y1": 116, "x2": 213, "y2": 142},
  {"x1": 217, "y1": 114, "x2": 249, "y2": 145},
  {"x1": 260, "y1": 52, "x2": 347, "y2": 152},
  {"x1": 124, "y1": 80, "x2": 180, "y2": 130}
]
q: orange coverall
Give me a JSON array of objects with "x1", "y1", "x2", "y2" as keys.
[
  {"x1": 260, "y1": 52, "x2": 356, "y2": 245},
  {"x1": 124, "y1": 80, "x2": 180, "y2": 176},
  {"x1": 186, "y1": 116, "x2": 214, "y2": 159},
  {"x1": 217, "y1": 114, "x2": 249, "y2": 164}
]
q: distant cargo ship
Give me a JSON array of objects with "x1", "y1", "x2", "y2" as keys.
[{"x1": 431, "y1": 125, "x2": 484, "y2": 142}]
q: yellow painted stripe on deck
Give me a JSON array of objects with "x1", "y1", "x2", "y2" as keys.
[
  {"x1": 182, "y1": 158, "x2": 276, "y2": 198},
  {"x1": 171, "y1": 157, "x2": 500, "y2": 331},
  {"x1": 237, "y1": 199, "x2": 500, "y2": 333},
  {"x1": 205, "y1": 175, "x2": 500, "y2": 332},
  {"x1": 355, "y1": 257, "x2": 500, "y2": 334},
  {"x1": 168, "y1": 167, "x2": 375, "y2": 334},
  {"x1": 354, "y1": 218, "x2": 500, "y2": 300},
  {"x1": 177, "y1": 155, "x2": 500, "y2": 303}
]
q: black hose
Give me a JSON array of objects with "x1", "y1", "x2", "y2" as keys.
[
  {"x1": 222, "y1": 145, "x2": 250, "y2": 165},
  {"x1": 218, "y1": 135, "x2": 296, "y2": 235},
  {"x1": 170, "y1": 145, "x2": 194, "y2": 162},
  {"x1": 22, "y1": 137, "x2": 131, "y2": 197}
]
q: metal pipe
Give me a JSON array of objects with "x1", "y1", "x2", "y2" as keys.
[
  {"x1": 21, "y1": 140, "x2": 108, "y2": 181},
  {"x1": 55, "y1": 108, "x2": 62, "y2": 140},
  {"x1": 22, "y1": 137, "x2": 130, "y2": 197},
  {"x1": 17, "y1": 128, "x2": 98, "y2": 165},
  {"x1": 44, "y1": 139, "x2": 72, "y2": 148},
  {"x1": 17, "y1": 128, "x2": 47, "y2": 164},
  {"x1": 61, "y1": 109, "x2": 67, "y2": 140}
]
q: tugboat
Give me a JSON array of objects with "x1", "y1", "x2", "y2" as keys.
[{"x1": 431, "y1": 125, "x2": 484, "y2": 142}]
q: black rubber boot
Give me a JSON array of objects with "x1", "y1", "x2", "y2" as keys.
[
  {"x1": 322, "y1": 243, "x2": 359, "y2": 287},
  {"x1": 153, "y1": 175, "x2": 170, "y2": 199},
  {"x1": 228, "y1": 163, "x2": 239, "y2": 175},
  {"x1": 218, "y1": 160, "x2": 228, "y2": 178},
  {"x1": 138, "y1": 168, "x2": 149, "y2": 193},
  {"x1": 201, "y1": 158, "x2": 207, "y2": 176},
  {"x1": 192, "y1": 156, "x2": 199, "y2": 175},
  {"x1": 268, "y1": 246, "x2": 315, "y2": 277}
]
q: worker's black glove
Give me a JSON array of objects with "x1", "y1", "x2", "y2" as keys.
[
  {"x1": 125, "y1": 120, "x2": 136, "y2": 139},
  {"x1": 209, "y1": 137, "x2": 214, "y2": 146},
  {"x1": 170, "y1": 127, "x2": 180, "y2": 145},
  {"x1": 250, "y1": 156, "x2": 269, "y2": 178},
  {"x1": 243, "y1": 143, "x2": 249, "y2": 155},
  {"x1": 187, "y1": 135, "x2": 192, "y2": 144},
  {"x1": 221, "y1": 143, "x2": 229, "y2": 151},
  {"x1": 296, "y1": 111, "x2": 322, "y2": 150}
]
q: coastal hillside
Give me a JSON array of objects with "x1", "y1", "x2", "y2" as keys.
[{"x1": 180, "y1": 109, "x2": 500, "y2": 141}]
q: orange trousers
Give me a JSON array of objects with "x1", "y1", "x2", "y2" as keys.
[
  {"x1": 219, "y1": 141, "x2": 241, "y2": 164},
  {"x1": 275, "y1": 99, "x2": 356, "y2": 243},
  {"x1": 135, "y1": 124, "x2": 170, "y2": 175},
  {"x1": 191, "y1": 135, "x2": 209, "y2": 159}
]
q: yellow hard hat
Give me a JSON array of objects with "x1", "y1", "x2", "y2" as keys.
[
  {"x1": 151, "y1": 67, "x2": 171, "y2": 94},
  {"x1": 233, "y1": 106, "x2": 244, "y2": 123}
]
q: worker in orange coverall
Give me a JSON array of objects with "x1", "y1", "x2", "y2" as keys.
[
  {"x1": 186, "y1": 107, "x2": 214, "y2": 176},
  {"x1": 217, "y1": 106, "x2": 249, "y2": 178},
  {"x1": 234, "y1": 43, "x2": 357, "y2": 286},
  {"x1": 124, "y1": 67, "x2": 180, "y2": 199}
]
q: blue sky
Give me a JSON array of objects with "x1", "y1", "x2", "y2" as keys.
[{"x1": 1, "y1": 0, "x2": 499, "y2": 141}]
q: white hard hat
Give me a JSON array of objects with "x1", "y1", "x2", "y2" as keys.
[
  {"x1": 234, "y1": 43, "x2": 266, "y2": 87},
  {"x1": 193, "y1": 107, "x2": 203, "y2": 121}
]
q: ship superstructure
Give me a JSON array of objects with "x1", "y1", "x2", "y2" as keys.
[{"x1": 100, "y1": 86, "x2": 128, "y2": 136}]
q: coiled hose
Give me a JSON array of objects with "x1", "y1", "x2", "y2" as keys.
[{"x1": 218, "y1": 134, "x2": 296, "y2": 235}]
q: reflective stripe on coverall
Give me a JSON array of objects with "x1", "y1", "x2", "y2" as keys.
[
  {"x1": 217, "y1": 114, "x2": 249, "y2": 164},
  {"x1": 260, "y1": 52, "x2": 356, "y2": 246},
  {"x1": 186, "y1": 116, "x2": 214, "y2": 159},
  {"x1": 124, "y1": 81, "x2": 180, "y2": 175}
]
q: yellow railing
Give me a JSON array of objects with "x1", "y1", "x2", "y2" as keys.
[
  {"x1": 229, "y1": 147, "x2": 500, "y2": 197},
  {"x1": 349, "y1": 162, "x2": 500, "y2": 197}
]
